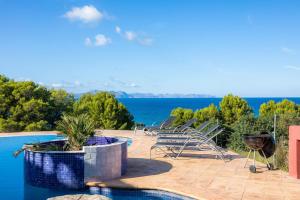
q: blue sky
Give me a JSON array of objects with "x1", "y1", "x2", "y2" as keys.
[{"x1": 0, "y1": 0, "x2": 300, "y2": 97}]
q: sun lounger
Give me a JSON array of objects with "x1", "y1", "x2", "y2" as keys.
[
  {"x1": 171, "y1": 118, "x2": 197, "y2": 133},
  {"x1": 184, "y1": 120, "x2": 211, "y2": 134},
  {"x1": 143, "y1": 116, "x2": 176, "y2": 135},
  {"x1": 157, "y1": 123, "x2": 219, "y2": 138},
  {"x1": 156, "y1": 118, "x2": 197, "y2": 134},
  {"x1": 150, "y1": 128, "x2": 225, "y2": 161}
]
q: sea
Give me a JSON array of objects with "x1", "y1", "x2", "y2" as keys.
[{"x1": 118, "y1": 98, "x2": 300, "y2": 126}]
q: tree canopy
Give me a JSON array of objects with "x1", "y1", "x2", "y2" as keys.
[
  {"x1": 73, "y1": 92, "x2": 134, "y2": 130},
  {"x1": 219, "y1": 94, "x2": 253, "y2": 125},
  {"x1": 259, "y1": 99, "x2": 299, "y2": 117},
  {"x1": 170, "y1": 107, "x2": 194, "y2": 127},
  {"x1": 194, "y1": 103, "x2": 219, "y2": 126},
  {"x1": 0, "y1": 75, "x2": 74, "y2": 132},
  {"x1": 0, "y1": 75, "x2": 135, "y2": 132}
]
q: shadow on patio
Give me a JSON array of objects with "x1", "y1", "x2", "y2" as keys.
[{"x1": 124, "y1": 157, "x2": 173, "y2": 178}]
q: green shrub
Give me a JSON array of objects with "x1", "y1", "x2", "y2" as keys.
[
  {"x1": 214, "y1": 124, "x2": 232, "y2": 148},
  {"x1": 229, "y1": 114, "x2": 257, "y2": 151},
  {"x1": 0, "y1": 118, "x2": 22, "y2": 132},
  {"x1": 24, "y1": 120, "x2": 49, "y2": 131},
  {"x1": 259, "y1": 100, "x2": 277, "y2": 117},
  {"x1": 0, "y1": 75, "x2": 74, "y2": 132},
  {"x1": 276, "y1": 114, "x2": 300, "y2": 140},
  {"x1": 275, "y1": 138, "x2": 288, "y2": 171},
  {"x1": 170, "y1": 107, "x2": 194, "y2": 127},
  {"x1": 255, "y1": 115, "x2": 274, "y2": 132},
  {"x1": 0, "y1": 75, "x2": 135, "y2": 132},
  {"x1": 194, "y1": 104, "x2": 219, "y2": 127},
  {"x1": 47, "y1": 89, "x2": 75, "y2": 126},
  {"x1": 74, "y1": 92, "x2": 134, "y2": 130},
  {"x1": 259, "y1": 99, "x2": 299, "y2": 117},
  {"x1": 219, "y1": 94, "x2": 253, "y2": 125}
]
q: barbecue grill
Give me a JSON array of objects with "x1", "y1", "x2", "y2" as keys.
[{"x1": 243, "y1": 131, "x2": 275, "y2": 173}]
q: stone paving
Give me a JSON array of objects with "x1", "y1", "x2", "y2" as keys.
[
  {"x1": 2, "y1": 130, "x2": 300, "y2": 200},
  {"x1": 0, "y1": 131, "x2": 60, "y2": 137},
  {"x1": 87, "y1": 130, "x2": 300, "y2": 200}
]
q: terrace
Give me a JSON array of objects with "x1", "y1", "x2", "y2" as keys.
[{"x1": 84, "y1": 130, "x2": 300, "y2": 200}]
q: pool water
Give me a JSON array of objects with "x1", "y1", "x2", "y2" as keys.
[
  {"x1": 0, "y1": 135, "x2": 194, "y2": 200},
  {"x1": 0, "y1": 135, "x2": 64, "y2": 200}
]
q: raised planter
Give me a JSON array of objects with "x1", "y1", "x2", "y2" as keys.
[{"x1": 24, "y1": 136, "x2": 127, "y2": 189}]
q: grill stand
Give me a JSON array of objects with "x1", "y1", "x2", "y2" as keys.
[{"x1": 244, "y1": 149, "x2": 274, "y2": 173}]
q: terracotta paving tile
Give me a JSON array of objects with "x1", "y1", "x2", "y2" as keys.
[
  {"x1": 263, "y1": 194, "x2": 284, "y2": 200},
  {"x1": 242, "y1": 192, "x2": 264, "y2": 200},
  {"x1": 96, "y1": 130, "x2": 300, "y2": 200}
]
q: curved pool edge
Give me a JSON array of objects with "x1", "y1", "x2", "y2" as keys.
[
  {"x1": 86, "y1": 184, "x2": 201, "y2": 200},
  {"x1": 86, "y1": 133, "x2": 199, "y2": 200},
  {"x1": 93, "y1": 130, "x2": 205, "y2": 200}
]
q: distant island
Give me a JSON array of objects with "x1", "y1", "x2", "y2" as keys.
[{"x1": 74, "y1": 91, "x2": 215, "y2": 99}]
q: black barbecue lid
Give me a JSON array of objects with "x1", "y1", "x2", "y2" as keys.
[
  {"x1": 243, "y1": 133, "x2": 270, "y2": 150},
  {"x1": 243, "y1": 131, "x2": 276, "y2": 158}
]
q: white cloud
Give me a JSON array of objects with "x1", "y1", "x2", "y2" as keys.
[
  {"x1": 138, "y1": 37, "x2": 153, "y2": 46},
  {"x1": 281, "y1": 47, "x2": 295, "y2": 54},
  {"x1": 95, "y1": 34, "x2": 111, "y2": 46},
  {"x1": 115, "y1": 26, "x2": 153, "y2": 46},
  {"x1": 124, "y1": 31, "x2": 136, "y2": 41},
  {"x1": 284, "y1": 65, "x2": 300, "y2": 71},
  {"x1": 16, "y1": 77, "x2": 31, "y2": 82},
  {"x1": 74, "y1": 80, "x2": 82, "y2": 86},
  {"x1": 128, "y1": 83, "x2": 138, "y2": 88},
  {"x1": 64, "y1": 5, "x2": 103, "y2": 23},
  {"x1": 51, "y1": 83, "x2": 63, "y2": 88},
  {"x1": 84, "y1": 37, "x2": 92, "y2": 46},
  {"x1": 84, "y1": 34, "x2": 111, "y2": 47},
  {"x1": 109, "y1": 77, "x2": 139, "y2": 88},
  {"x1": 115, "y1": 26, "x2": 121, "y2": 34},
  {"x1": 50, "y1": 81, "x2": 86, "y2": 90}
]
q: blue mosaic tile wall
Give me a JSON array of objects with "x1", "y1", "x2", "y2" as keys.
[
  {"x1": 24, "y1": 136, "x2": 128, "y2": 190},
  {"x1": 86, "y1": 136, "x2": 118, "y2": 146},
  {"x1": 24, "y1": 151, "x2": 85, "y2": 189}
]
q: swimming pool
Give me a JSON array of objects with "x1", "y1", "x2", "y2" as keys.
[{"x1": 0, "y1": 135, "x2": 194, "y2": 200}]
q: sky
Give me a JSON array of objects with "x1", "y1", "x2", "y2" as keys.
[{"x1": 0, "y1": 0, "x2": 300, "y2": 97}]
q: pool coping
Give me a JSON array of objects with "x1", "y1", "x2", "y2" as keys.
[
  {"x1": 87, "y1": 182, "x2": 201, "y2": 200},
  {"x1": 0, "y1": 131, "x2": 60, "y2": 137},
  {"x1": 87, "y1": 130, "x2": 203, "y2": 200},
  {"x1": 90, "y1": 186, "x2": 199, "y2": 200}
]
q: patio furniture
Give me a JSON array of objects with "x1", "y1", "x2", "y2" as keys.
[
  {"x1": 156, "y1": 118, "x2": 198, "y2": 134},
  {"x1": 143, "y1": 116, "x2": 176, "y2": 135},
  {"x1": 150, "y1": 128, "x2": 225, "y2": 161},
  {"x1": 157, "y1": 123, "x2": 219, "y2": 138},
  {"x1": 171, "y1": 118, "x2": 197, "y2": 133},
  {"x1": 184, "y1": 120, "x2": 211, "y2": 134}
]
